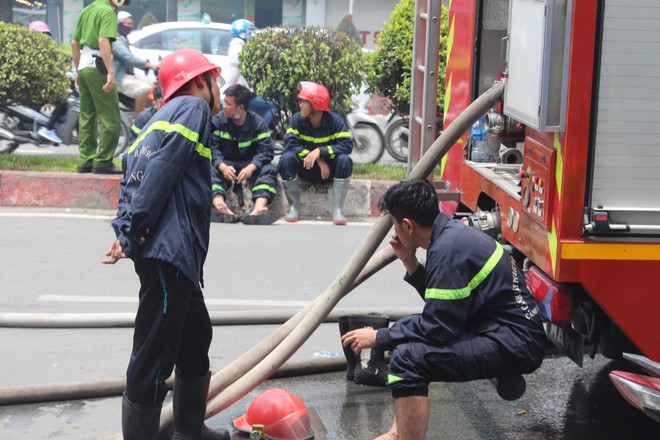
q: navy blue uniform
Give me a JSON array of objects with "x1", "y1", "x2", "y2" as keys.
[
  {"x1": 277, "y1": 111, "x2": 353, "y2": 182},
  {"x1": 129, "y1": 106, "x2": 157, "y2": 144},
  {"x1": 377, "y1": 214, "x2": 546, "y2": 398},
  {"x1": 211, "y1": 110, "x2": 277, "y2": 203},
  {"x1": 112, "y1": 95, "x2": 215, "y2": 406}
]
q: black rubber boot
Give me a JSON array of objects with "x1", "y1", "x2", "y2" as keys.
[
  {"x1": 338, "y1": 315, "x2": 357, "y2": 381},
  {"x1": 349, "y1": 314, "x2": 390, "y2": 387},
  {"x1": 122, "y1": 393, "x2": 162, "y2": 440},
  {"x1": 172, "y1": 372, "x2": 230, "y2": 440}
]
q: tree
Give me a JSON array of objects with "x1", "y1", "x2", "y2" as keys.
[
  {"x1": 336, "y1": 15, "x2": 362, "y2": 47},
  {"x1": 367, "y1": 0, "x2": 448, "y2": 116},
  {"x1": 0, "y1": 23, "x2": 70, "y2": 105},
  {"x1": 239, "y1": 26, "x2": 366, "y2": 125}
]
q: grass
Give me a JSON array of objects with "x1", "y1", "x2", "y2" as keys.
[{"x1": 0, "y1": 155, "x2": 440, "y2": 181}]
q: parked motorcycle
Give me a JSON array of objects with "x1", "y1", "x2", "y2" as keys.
[
  {"x1": 0, "y1": 89, "x2": 131, "y2": 156},
  {"x1": 254, "y1": 102, "x2": 386, "y2": 164},
  {"x1": 384, "y1": 112, "x2": 409, "y2": 163}
]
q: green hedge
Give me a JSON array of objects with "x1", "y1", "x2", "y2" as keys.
[
  {"x1": 0, "y1": 22, "x2": 70, "y2": 105},
  {"x1": 239, "y1": 25, "x2": 366, "y2": 122}
]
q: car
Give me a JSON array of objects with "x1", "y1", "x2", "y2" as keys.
[{"x1": 128, "y1": 21, "x2": 236, "y2": 90}]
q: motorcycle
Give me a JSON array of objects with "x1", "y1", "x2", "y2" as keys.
[
  {"x1": 254, "y1": 101, "x2": 386, "y2": 164},
  {"x1": 0, "y1": 86, "x2": 131, "y2": 156},
  {"x1": 384, "y1": 112, "x2": 409, "y2": 163}
]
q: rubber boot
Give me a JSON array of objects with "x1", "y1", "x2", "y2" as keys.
[
  {"x1": 172, "y1": 372, "x2": 230, "y2": 440},
  {"x1": 122, "y1": 393, "x2": 161, "y2": 440},
  {"x1": 349, "y1": 314, "x2": 390, "y2": 387},
  {"x1": 331, "y1": 177, "x2": 350, "y2": 225},
  {"x1": 282, "y1": 177, "x2": 301, "y2": 222},
  {"x1": 338, "y1": 315, "x2": 357, "y2": 381}
]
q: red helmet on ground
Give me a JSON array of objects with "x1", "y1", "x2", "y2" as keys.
[
  {"x1": 158, "y1": 49, "x2": 223, "y2": 104},
  {"x1": 232, "y1": 388, "x2": 314, "y2": 440},
  {"x1": 297, "y1": 82, "x2": 330, "y2": 112},
  {"x1": 28, "y1": 21, "x2": 51, "y2": 34}
]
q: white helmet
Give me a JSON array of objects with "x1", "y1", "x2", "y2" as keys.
[{"x1": 117, "y1": 11, "x2": 132, "y2": 24}]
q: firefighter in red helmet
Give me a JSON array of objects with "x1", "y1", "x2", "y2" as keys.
[
  {"x1": 103, "y1": 48, "x2": 229, "y2": 440},
  {"x1": 277, "y1": 82, "x2": 354, "y2": 225}
]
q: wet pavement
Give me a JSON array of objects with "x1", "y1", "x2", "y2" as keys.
[{"x1": 1, "y1": 211, "x2": 660, "y2": 439}]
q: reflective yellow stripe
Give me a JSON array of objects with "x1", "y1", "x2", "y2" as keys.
[
  {"x1": 425, "y1": 243, "x2": 504, "y2": 300},
  {"x1": 298, "y1": 149, "x2": 310, "y2": 159},
  {"x1": 252, "y1": 184, "x2": 277, "y2": 194},
  {"x1": 129, "y1": 121, "x2": 211, "y2": 161},
  {"x1": 212, "y1": 184, "x2": 225, "y2": 192},
  {"x1": 131, "y1": 124, "x2": 140, "y2": 135},
  {"x1": 237, "y1": 131, "x2": 271, "y2": 148},
  {"x1": 561, "y1": 243, "x2": 660, "y2": 261},
  {"x1": 388, "y1": 374, "x2": 405, "y2": 384},
  {"x1": 286, "y1": 127, "x2": 350, "y2": 144},
  {"x1": 214, "y1": 130, "x2": 233, "y2": 140}
]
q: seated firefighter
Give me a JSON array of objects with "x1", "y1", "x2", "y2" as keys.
[
  {"x1": 342, "y1": 178, "x2": 547, "y2": 440},
  {"x1": 278, "y1": 82, "x2": 353, "y2": 225},
  {"x1": 211, "y1": 84, "x2": 279, "y2": 225}
]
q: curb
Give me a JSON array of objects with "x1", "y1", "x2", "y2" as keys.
[{"x1": 0, "y1": 170, "x2": 396, "y2": 218}]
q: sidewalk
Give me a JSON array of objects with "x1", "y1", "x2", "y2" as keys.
[{"x1": 0, "y1": 170, "x2": 396, "y2": 219}]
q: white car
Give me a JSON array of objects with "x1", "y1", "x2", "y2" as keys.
[{"x1": 128, "y1": 21, "x2": 236, "y2": 88}]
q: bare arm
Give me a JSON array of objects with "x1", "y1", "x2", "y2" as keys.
[{"x1": 98, "y1": 37, "x2": 116, "y2": 93}]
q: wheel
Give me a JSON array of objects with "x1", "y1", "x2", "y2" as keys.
[
  {"x1": 113, "y1": 117, "x2": 132, "y2": 157},
  {"x1": 350, "y1": 122, "x2": 385, "y2": 164},
  {"x1": 0, "y1": 139, "x2": 19, "y2": 154},
  {"x1": 384, "y1": 118, "x2": 409, "y2": 163}
]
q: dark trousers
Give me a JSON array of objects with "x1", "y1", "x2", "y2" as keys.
[
  {"x1": 213, "y1": 160, "x2": 278, "y2": 203},
  {"x1": 126, "y1": 259, "x2": 212, "y2": 406},
  {"x1": 277, "y1": 151, "x2": 352, "y2": 183}
]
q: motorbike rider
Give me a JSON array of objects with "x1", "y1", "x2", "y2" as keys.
[
  {"x1": 278, "y1": 82, "x2": 353, "y2": 225},
  {"x1": 28, "y1": 21, "x2": 67, "y2": 145},
  {"x1": 112, "y1": 11, "x2": 157, "y2": 116},
  {"x1": 103, "y1": 48, "x2": 229, "y2": 440}
]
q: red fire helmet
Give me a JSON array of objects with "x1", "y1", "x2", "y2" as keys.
[
  {"x1": 232, "y1": 388, "x2": 314, "y2": 440},
  {"x1": 158, "y1": 49, "x2": 222, "y2": 104},
  {"x1": 297, "y1": 81, "x2": 330, "y2": 112}
]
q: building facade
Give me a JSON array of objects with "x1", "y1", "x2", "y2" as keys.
[{"x1": 4, "y1": 0, "x2": 398, "y2": 50}]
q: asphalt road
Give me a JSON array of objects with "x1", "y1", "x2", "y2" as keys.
[{"x1": 0, "y1": 211, "x2": 658, "y2": 439}]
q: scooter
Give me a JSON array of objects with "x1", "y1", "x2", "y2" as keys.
[
  {"x1": 0, "y1": 88, "x2": 131, "y2": 156},
  {"x1": 252, "y1": 102, "x2": 386, "y2": 164}
]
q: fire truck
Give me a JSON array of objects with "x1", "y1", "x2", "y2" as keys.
[{"x1": 406, "y1": 0, "x2": 660, "y2": 420}]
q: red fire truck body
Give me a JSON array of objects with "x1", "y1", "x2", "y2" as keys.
[{"x1": 438, "y1": 0, "x2": 659, "y2": 377}]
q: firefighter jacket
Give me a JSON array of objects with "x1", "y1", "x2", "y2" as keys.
[
  {"x1": 112, "y1": 95, "x2": 214, "y2": 288},
  {"x1": 211, "y1": 110, "x2": 274, "y2": 170},
  {"x1": 376, "y1": 213, "x2": 547, "y2": 369},
  {"x1": 283, "y1": 111, "x2": 353, "y2": 160}
]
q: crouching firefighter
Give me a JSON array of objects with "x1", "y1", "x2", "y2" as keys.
[
  {"x1": 103, "y1": 48, "x2": 230, "y2": 440},
  {"x1": 342, "y1": 179, "x2": 547, "y2": 440},
  {"x1": 277, "y1": 82, "x2": 353, "y2": 225}
]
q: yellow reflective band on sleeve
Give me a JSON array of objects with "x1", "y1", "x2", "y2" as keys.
[
  {"x1": 129, "y1": 121, "x2": 211, "y2": 161},
  {"x1": 131, "y1": 124, "x2": 140, "y2": 135},
  {"x1": 326, "y1": 145, "x2": 335, "y2": 160},
  {"x1": 214, "y1": 130, "x2": 233, "y2": 140},
  {"x1": 237, "y1": 131, "x2": 272, "y2": 148},
  {"x1": 425, "y1": 243, "x2": 504, "y2": 300},
  {"x1": 252, "y1": 184, "x2": 277, "y2": 194},
  {"x1": 298, "y1": 149, "x2": 310, "y2": 159},
  {"x1": 388, "y1": 374, "x2": 405, "y2": 384},
  {"x1": 212, "y1": 184, "x2": 225, "y2": 192}
]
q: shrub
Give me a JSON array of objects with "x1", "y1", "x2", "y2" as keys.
[
  {"x1": 367, "y1": 0, "x2": 448, "y2": 115},
  {"x1": 0, "y1": 23, "x2": 70, "y2": 105},
  {"x1": 239, "y1": 26, "x2": 366, "y2": 123}
]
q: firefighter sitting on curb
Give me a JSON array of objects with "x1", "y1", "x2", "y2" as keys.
[
  {"x1": 278, "y1": 82, "x2": 353, "y2": 225},
  {"x1": 342, "y1": 178, "x2": 547, "y2": 440},
  {"x1": 102, "y1": 48, "x2": 229, "y2": 440},
  {"x1": 211, "y1": 84, "x2": 279, "y2": 225}
]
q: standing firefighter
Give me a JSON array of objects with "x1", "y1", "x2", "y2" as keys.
[
  {"x1": 278, "y1": 82, "x2": 353, "y2": 225},
  {"x1": 103, "y1": 49, "x2": 229, "y2": 440}
]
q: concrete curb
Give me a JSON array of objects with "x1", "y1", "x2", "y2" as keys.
[{"x1": 0, "y1": 170, "x2": 397, "y2": 219}]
